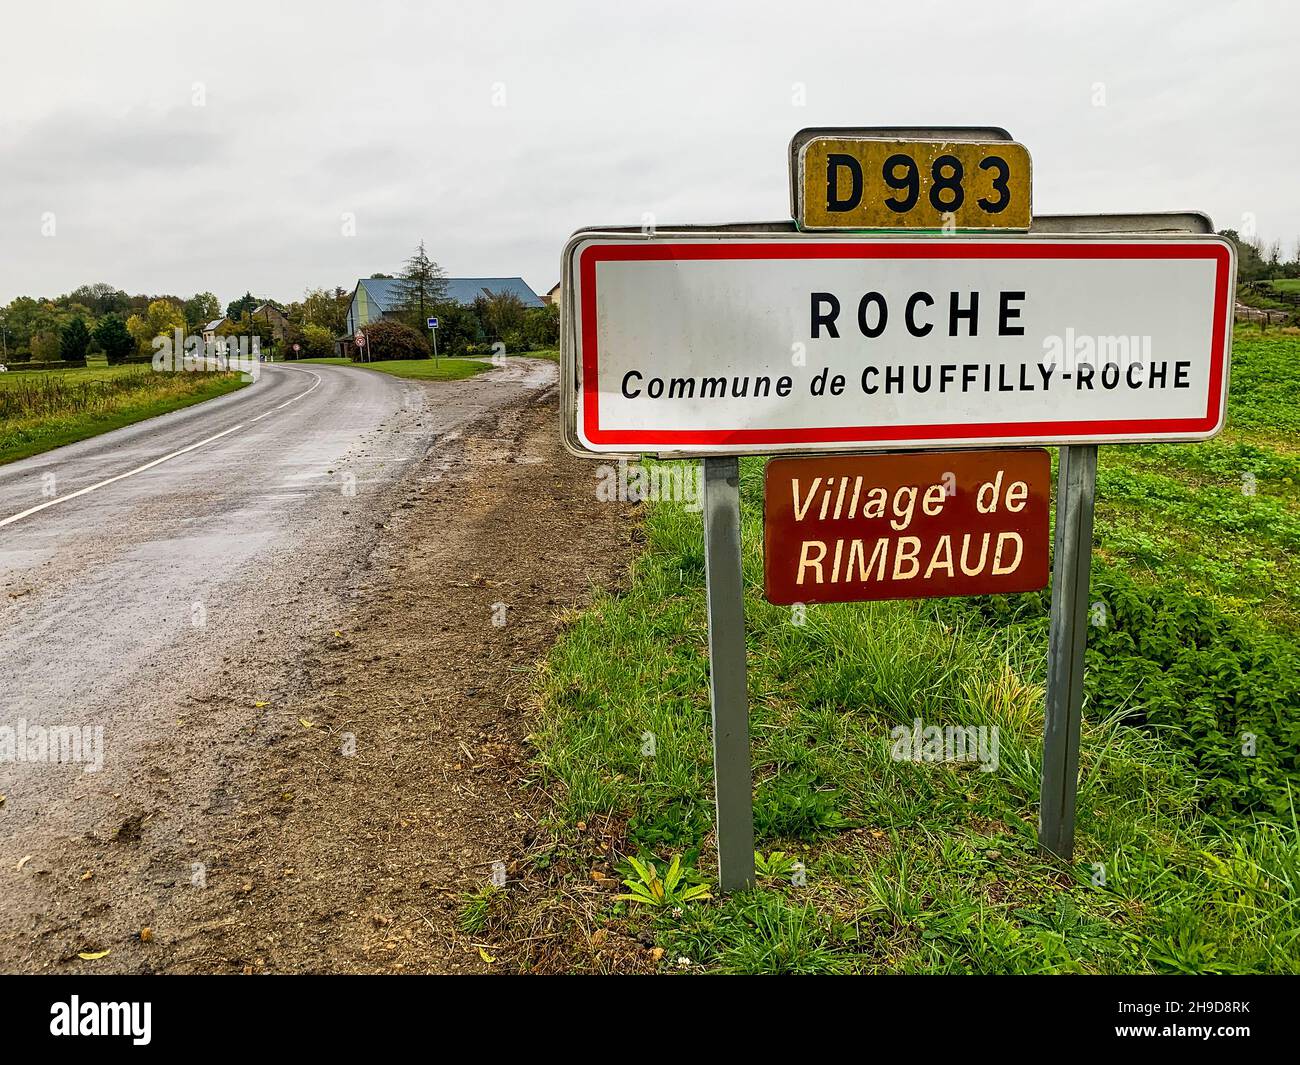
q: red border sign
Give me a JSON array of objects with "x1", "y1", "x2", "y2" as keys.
[{"x1": 571, "y1": 237, "x2": 1234, "y2": 454}]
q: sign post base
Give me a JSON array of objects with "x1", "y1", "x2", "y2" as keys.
[
  {"x1": 1039, "y1": 444, "x2": 1099, "y2": 860},
  {"x1": 702, "y1": 457, "x2": 756, "y2": 892}
]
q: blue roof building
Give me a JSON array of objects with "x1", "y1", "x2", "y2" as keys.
[{"x1": 344, "y1": 275, "x2": 543, "y2": 335}]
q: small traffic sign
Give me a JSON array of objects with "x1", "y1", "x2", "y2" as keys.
[
  {"x1": 426, "y1": 316, "x2": 440, "y2": 329},
  {"x1": 292, "y1": 342, "x2": 300, "y2": 352},
  {"x1": 354, "y1": 332, "x2": 365, "y2": 346}
]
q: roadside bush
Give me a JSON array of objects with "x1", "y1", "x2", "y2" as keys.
[
  {"x1": 523, "y1": 304, "x2": 559, "y2": 350},
  {"x1": 300, "y1": 323, "x2": 334, "y2": 358},
  {"x1": 359, "y1": 318, "x2": 428, "y2": 361}
]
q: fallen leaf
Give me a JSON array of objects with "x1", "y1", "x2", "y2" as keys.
[
  {"x1": 78, "y1": 950, "x2": 110, "y2": 961},
  {"x1": 477, "y1": 947, "x2": 495, "y2": 964},
  {"x1": 650, "y1": 947, "x2": 665, "y2": 962},
  {"x1": 253, "y1": 701, "x2": 268, "y2": 709},
  {"x1": 299, "y1": 718, "x2": 314, "y2": 729},
  {"x1": 81, "y1": 870, "x2": 93, "y2": 881},
  {"x1": 139, "y1": 928, "x2": 153, "y2": 943},
  {"x1": 16, "y1": 854, "x2": 33, "y2": 871}
]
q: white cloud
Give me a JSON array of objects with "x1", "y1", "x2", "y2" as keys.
[{"x1": 0, "y1": 0, "x2": 1296, "y2": 304}]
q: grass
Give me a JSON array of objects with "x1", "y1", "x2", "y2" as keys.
[
  {"x1": 299, "y1": 356, "x2": 490, "y2": 381},
  {"x1": 0, "y1": 364, "x2": 249, "y2": 465},
  {"x1": 510, "y1": 324, "x2": 1300, "y2": 975}
]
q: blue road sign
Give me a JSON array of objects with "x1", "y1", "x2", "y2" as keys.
[{"x1": 426, "y1": 317, "x2": 440, "y2": 329}]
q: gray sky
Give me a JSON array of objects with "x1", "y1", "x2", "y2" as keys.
[{"x1": 1, "y1": 0, "x2": 1296, "y2": 306}]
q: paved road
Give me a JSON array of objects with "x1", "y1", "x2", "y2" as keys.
[{"x1": 0, "y1": 358, "x2": 555, "y2": 846}]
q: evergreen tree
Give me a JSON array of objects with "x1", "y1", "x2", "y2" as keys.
[
  {"x1": 60, "y1": 316, "x2": 91, "y2": 363},
  {"x1": 396, "y1": 240, "x2": 447, "y2": 334},
  {"x1": 94, "y1": 313, "x2": 135, "y2": 365}
]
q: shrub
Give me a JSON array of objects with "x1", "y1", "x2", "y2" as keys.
[
  {"x1": 300, "y1": 323, "x2": 334, "y2": 358},
  {"x1": 939, "y1": 565, "x2": 1300, "y2": 820},
  {"x1": 523, "y1": 304, "x2": 559, "y2": 350},
  {"x1": 359, "y1": 318, "x2": 428, "y2": 361}
]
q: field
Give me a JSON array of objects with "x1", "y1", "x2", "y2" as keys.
[
  {"x1": 299, "y1": 356, "x2": 490, "y2": 381},
  {"x1": 0, "y1": 362, "x2": 249, "y2": 465},
  {"x1": 497, "y1": 326, "x2": 1300, "y2": 974}
]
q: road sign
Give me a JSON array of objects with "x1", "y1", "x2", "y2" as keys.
[
  {"x1": 763, "y1": 450, "x2": 1050, "y2": 605},
  {"x1": 354, "y1": 332, "x2": 365, "y2": 346},
  {"x1": 563, "y1": 232, "x2": 1235, "y2": 457},
  {"x1": 427, "y1": 317, "x2": 440, "y2": 329},
  {"x1": 292, "y1": 342, "x2": 300, "y2": 352},
  {"x1": 797, "y1": 136, "x2": 1033, "y2": 231},
  {"x1": 562, "y1": 128, "x2": 1235, "y2": 885}
]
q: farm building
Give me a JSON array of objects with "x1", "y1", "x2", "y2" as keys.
[{"x1": 342, "y1": 276, "x2": 544, "y2": 337}]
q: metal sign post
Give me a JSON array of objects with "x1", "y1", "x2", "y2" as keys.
[
  {"x1": 1039, "y1": 445, "x2": 1098, "y2": 858},
  {"x1": 427, "y1": 316, "x2": 440, "y2": 367},
  {"x1": 702, "y1": 457, "x2": 755, "y2": 891}
]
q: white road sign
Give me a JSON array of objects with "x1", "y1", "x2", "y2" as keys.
[{"x1": 563, "y1": 233, "x2": 1235, "y2": 456}]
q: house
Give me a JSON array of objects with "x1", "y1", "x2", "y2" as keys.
[
  {"x1": 202, "y1": 317, "x2": 229, "y2": 342},
  {"x1": 252, "y1": 302, "x2": 290, "y2": 342},
  {"x1": 544, "y1": 282, "x2": 561, "y2": 305},
  {"x1": 343, "y1": 276, "x2": 544, "y2": 336}
]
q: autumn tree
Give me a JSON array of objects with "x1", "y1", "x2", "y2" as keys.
[{"x1": 126, "y1": 299, "x2": 187, "y2": 353}]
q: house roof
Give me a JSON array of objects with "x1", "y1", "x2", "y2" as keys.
[
  {"x1": 357, "y1": 276, "x2": 544, "y2": 310},
  {"x1": 204, "y1": 318, "x2": 227, "y2": 332}
]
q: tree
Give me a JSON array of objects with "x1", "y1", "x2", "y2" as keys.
[
  {"x1": 60, "y1": 317, "x2": 91, "y2": 364},
  {"x1": 226, "y1": 291, "x2": 259, "y2": 320},
  {"x1": 95, "y1": 313, "x2": 135, "y2": 365},
  {"x1": 183, "y1": 292, "x2": 222, "y2": 333},
  {"x1": 126, "y1": 299, "x2": 187, "y2": 353},
  {"x1": 30, "y1": 331, "x2": 61, "y2": 361},
  {"x1": 428, "y1": 301, "x2": 484, "y2": 355},
  {"x1": 302, "y1": 286, "x2": 348, "y2": 334},
  {"x1": 395, "y1": 241, "x2": 447, "y2": 334},
  {"x1": 1219, "y1": 229, "x2": 1272, "y2": 284},
  {"x1": 479, "y1": 290, "x2": 526, "y2": 340},
  {"x1": 67, "y1": 283, "x2": 130, "y2": 316},
  {"x1": 359, "y1": 319, "x2": 428, "y2": 362}
]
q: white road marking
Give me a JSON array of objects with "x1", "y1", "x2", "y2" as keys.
[{"x1": 0, "y1": 367, "x2": 322, "y2": 530}]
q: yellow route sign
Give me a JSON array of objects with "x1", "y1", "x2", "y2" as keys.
[{"x1": 797, "y1": 137, "x2": 1032, "y2": 231}]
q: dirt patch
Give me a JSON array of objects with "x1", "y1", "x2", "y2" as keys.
[
  {"x1": 170, "y1": 387, "x2": 639, "y2": 973},
  {"x1": 0, "y1": 381, "x2": 638, "y2": 974}
]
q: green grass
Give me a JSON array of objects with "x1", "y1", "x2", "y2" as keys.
[
  {"x1": 520, "y1": 327, "x2": 1300, "y2": 974},
  {"x1": 0, "y1": 366, "x2": 249, "y2": 465},
  {"x1": 299, "y1": 356, "x2": 490, "y2": 381}
]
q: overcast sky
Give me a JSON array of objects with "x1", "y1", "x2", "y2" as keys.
[{"x1": 1, "y1": 0, "x2": 1296, "y2": 306}]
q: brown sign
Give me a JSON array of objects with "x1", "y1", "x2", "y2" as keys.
[{"x1": 763, "y1": 449, "x2": 1050, "y2": 605}]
